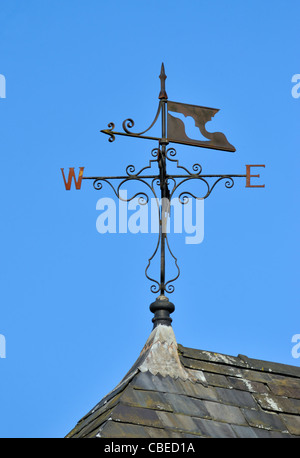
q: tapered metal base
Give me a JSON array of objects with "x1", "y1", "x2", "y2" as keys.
[{"x1": 150, "y1": 295, "x2": 175, "y2": 328}]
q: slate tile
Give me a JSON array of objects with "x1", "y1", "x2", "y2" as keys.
[
  {"x1": 181, "y1": 357, "x2": 244, "y2": 378},
  {"x1": 276, "y1": 396, "x2": 300, "y2": 415},
  {"x1": 203, "y1": 372, "x2": 231, "y2": 389},
  {"x1": 164, "y1": 393, "x2": 209, "y2": 418},
  {"x1": 130, "y1": 371, "x2": 158, "y2": 391},
  {"x1": 202, "y1": 400, "x2": 247, "y2": 425},
  {"x1": 240, "y1": 369, "x2": 274, "y2": 384},
  {"x1": 231, "y1": 425, "x2": 258, "y2": 438},
  {"x1": 267, "y1": 381, "x2": 300, "y2": 398},
  {"x1": 252, "y1": 428, "x2": 292, "y2": 438},
  {"x1": 192, "y1": 417, "x2": 237, "y2": 438},
  {"x1": 97, "y1": 420, "x2": 152, "y2": 438},
  {"x1": 180, "y1": 356, "x2": 211, "y2": 371},
  {"x1": 72, "y1": 409, "x2": 113, "y2": 438},
  {"x1": 267, "y1": 374, "x2": 300, "y2": 389},
  {"x1": 156, "y1": 411, "x2": 199, "y2": 434},
  {"x1": 146, "y1": 427, "x2": 185, "y2": 438},
  {"x1": 242, "y1": 407, "x2": 287, "y2": 432},
  {"x1": 181, "y1": 433, "x2": 204, "y2": 438},
  {"x1": 227, "y1": 376, "x2": 269, "y2": 394},
  {"x1": 177, "y1": 345, "x2": 204, "y2": 361},
  {"x1": 179, "y1": 379, "x2": 218, "y2": 401},
  {"x1": 120, "y1": 387, "x2": 173, "y2": 412},
  {"x1": 151, "y1": 375, "x2": 188, "y2": 395},
  {"x1": 253, "y1": 393, "x2": 283, "y2": 413},
  {"x1": 238, "y1": 354, "x2": 300, "y2": 378},
  {"x1": 178, "y1": 345, "x2": 248, "y2": 368},
  {"x1": 112, "y1": 404, "x2": 163, "y2": 428},
  {"x1": 280, "y1": 413, "x2": 300, "y2": 436},
  {"x1": 254, "y1": 393, "x2": 300, "y2": 414},
  {"x1": 185, "y1": 369, "x2": 208, "y2": 385},
  {"x1": 215, "y1": 387, "x2": 257, "y2": 409},
  {"x1": 133, "y1": 373, "x2": 186, "y2": 396}
]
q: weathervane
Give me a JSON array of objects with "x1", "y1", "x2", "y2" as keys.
[{"x1": 61, "y1": 64, "x2": 265, "y2": 328}]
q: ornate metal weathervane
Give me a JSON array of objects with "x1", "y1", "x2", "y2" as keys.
[{"x1": 61, "y1": 64, "x2": 265, "y2": 328}]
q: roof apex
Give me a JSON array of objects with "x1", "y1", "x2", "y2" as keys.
[
  {"x1": 119, "y1": 325, "x2": 202, "y2": 383},
  {"x1": 138, "y1": 325, "x2": 192, "y2": 380}
]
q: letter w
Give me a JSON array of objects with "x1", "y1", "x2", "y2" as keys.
[{"x1": 61, "y1": 167, "x2": 84, "y2": 190}]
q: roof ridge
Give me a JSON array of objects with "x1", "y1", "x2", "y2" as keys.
[{"x1": 178, "y1": 344, "x2": 300, "y2": 378}]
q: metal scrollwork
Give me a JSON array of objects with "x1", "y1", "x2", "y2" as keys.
[
  {"x1": 69, "y1": 63, "x2": 250, "y2": 329},
  {"x1": 164, "y1": 147, "x2": 237, "y2": 202},
  {"x1": 101, "y1": 102, "x2": 163, "y2": 143},
  {"x1": 93, "y1": 176, "x2": 151, "y2": 206},
  {"x1": 84, "y1": 144, "x2": 245, "y2": 295},
  {"x1": 102, "y1": 122, "x2": 115, "y2": 142}
]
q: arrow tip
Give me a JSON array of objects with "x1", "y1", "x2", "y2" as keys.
[{"x1": 159, "y1": 62, "x2": 168, "y2": 99}]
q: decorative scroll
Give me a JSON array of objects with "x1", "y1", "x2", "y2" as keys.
[
  {"x1": 83, "y1": 146, "x2": 245, "y2": 294},
  {"x1": 101, "y1": 102, "x2": 162, "y2": 143},
  {"x1": 165, "y1": 148, "x2": 235, "y2": 201}
]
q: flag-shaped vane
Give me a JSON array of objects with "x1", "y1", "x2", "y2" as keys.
[
  {"x1": 167, "y1": 101, "x2": 235, "y2": 152},
  {"x1": 101, "y1": 63, "x2": 235, "y2": 152}
]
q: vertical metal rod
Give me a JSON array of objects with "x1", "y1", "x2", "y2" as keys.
[
  {"x1": 158, "y1": 63, "x2": 168, "y2": 296},
  {"x1": 160, "y1": 119, "x2": 166, "y2": 295}
]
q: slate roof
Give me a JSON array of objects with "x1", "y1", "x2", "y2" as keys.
[{"x1": 66, "y1": 325, "x2": 300, "y2": 438}]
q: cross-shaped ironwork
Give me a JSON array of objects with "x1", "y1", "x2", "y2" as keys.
[{"x1": 61, "y1": 64, "x2": 265, "y2": 328}]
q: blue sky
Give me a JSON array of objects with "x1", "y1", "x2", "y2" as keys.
[{"x1": 0, "y1": 0, "x2": 299, "y2": 438}]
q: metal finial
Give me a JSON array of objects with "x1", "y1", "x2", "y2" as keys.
[
  {"x1": 150, "y1": 295, "x2": 175, "y2": 328},
  {"x1": 158, "y1": 63, "x2": 168, "y2": 99}
]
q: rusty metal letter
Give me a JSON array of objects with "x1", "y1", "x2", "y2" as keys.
[
  {"x1": 245, "y1": 165, "x2": 265, "y2": 188},
  {"x1": 61, "y1": 167, "x2": 84, "y2": 190}
]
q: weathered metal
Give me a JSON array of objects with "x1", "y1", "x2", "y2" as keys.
[
  {"x1": 101, "y1": 65, "x2": 235, "y2": 152},
  {"x1": 82, "y1": 64, "x2": 256, "y2": 327},
  {"x1": 158, "y1": 63, "x2": 167, "y2": 100},
  {"x1": 83, "y1": 145, "x2": 246, "y2": 300},
  {"x1": 167, "y1": 100, "x2": 236, "y2": 152}
]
